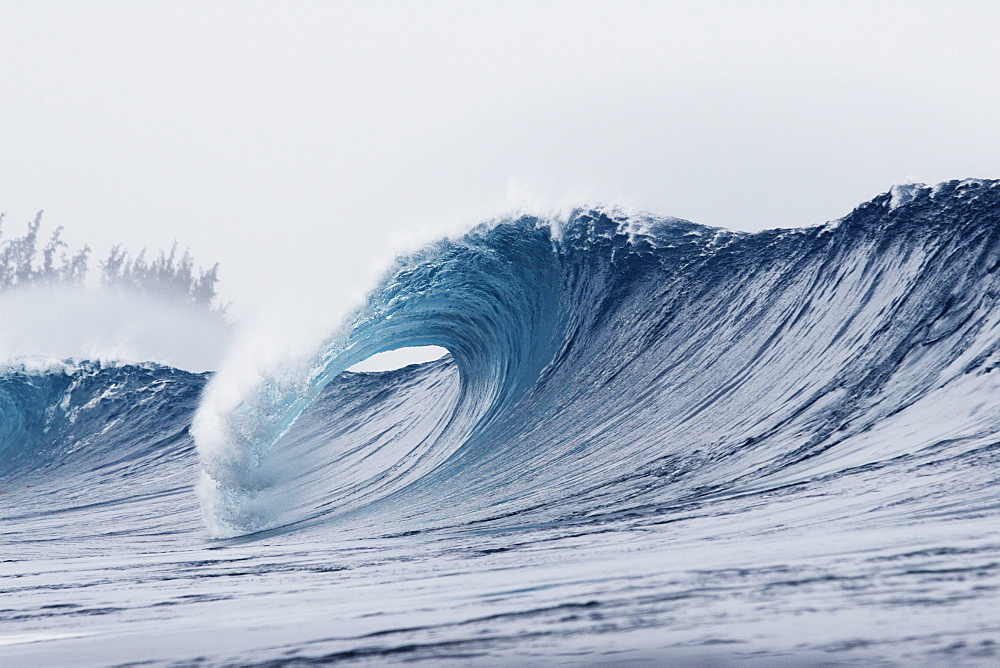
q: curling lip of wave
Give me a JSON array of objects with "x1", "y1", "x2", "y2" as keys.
[{"x1": 188, "y1": 178, "x2": 1000, "y2": 538}]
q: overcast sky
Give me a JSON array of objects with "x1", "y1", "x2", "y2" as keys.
[{"x1": 2, "y1": 1, "x2": 999, "y2": 313}]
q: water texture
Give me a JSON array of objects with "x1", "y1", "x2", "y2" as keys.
[{"x1": 2, "y1": 180, "x2": 1000, "y2": 665}]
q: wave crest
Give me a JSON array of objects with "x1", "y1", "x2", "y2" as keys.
[{"x1": 194, "y1": 181, "x2": 1000, "y2": 538}]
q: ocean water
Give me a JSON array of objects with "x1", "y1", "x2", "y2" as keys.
[{"x1": 2, "y1": 180, "x2": 1000, "y2": 666}]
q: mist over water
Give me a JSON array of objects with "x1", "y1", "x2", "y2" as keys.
[
  {"x1": 0, "y1": 214, "x2": 232, "y2": 372},
  {"x1": 0, "y1": 285, "x2": 232, "y2": 372}
]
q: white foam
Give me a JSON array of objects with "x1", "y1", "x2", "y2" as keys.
[{"x1": 888, "y1": 182, "x2": 926, "y2": 210}]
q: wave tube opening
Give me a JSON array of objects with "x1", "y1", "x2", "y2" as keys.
[{"x1": 347, "y1": 345, "x2": 450, "y2": 373}]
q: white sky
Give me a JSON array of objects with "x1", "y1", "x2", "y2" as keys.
[{"x1": 2, "y1": 1, "x2": 999, "y2": 313}]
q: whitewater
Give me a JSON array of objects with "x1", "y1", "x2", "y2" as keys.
[{"x1": 2, "y1": 180, "x2": 1000, "y2": 666}]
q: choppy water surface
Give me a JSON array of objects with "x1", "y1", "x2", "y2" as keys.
[{"x1": 3, "y1": 181, "x2": 1000, "y2": 665}]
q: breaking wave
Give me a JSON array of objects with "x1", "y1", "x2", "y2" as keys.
[{"x1": 184, "y1": 179, "x2": 1000, "y2": 539}]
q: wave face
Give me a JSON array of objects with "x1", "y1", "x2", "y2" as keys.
[
  {"x1": 4, "y1": 180, "x2": 1000, "y2": 665},
  {"x1": 196, "y1": 179, "x2": 1000, "y2": 539}
]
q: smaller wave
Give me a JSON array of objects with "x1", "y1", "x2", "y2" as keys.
[{"x1": 0, "y1": 360, "x2": 204, "y2": 480}]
